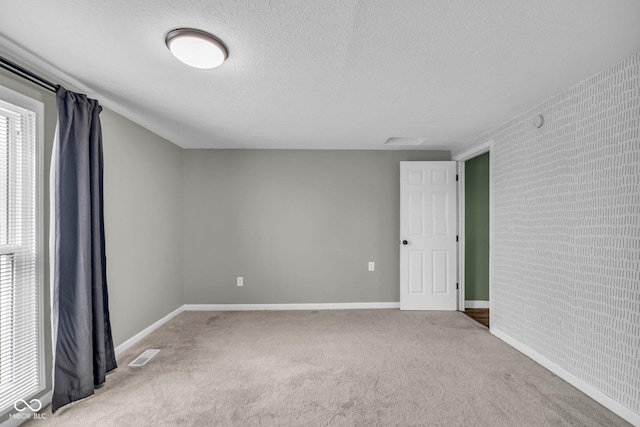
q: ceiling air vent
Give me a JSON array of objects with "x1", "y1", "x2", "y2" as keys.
[{"x1": 384, "y1": 137, "x2": 428, "y2": 146}]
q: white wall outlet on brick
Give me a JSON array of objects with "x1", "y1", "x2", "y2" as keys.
[{"x1": 236, "y1": 277, "x2": 243, "y2": 287}]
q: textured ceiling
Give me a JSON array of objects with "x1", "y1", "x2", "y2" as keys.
[{"x1": 0, "y1": 0, "x2": 639, "y2": 150}]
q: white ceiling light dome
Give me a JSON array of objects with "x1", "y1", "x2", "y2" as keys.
[{"x1": 165, "y1": 28, "x2": 228, "y2": 69}]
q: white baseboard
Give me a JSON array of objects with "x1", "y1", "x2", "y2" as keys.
[
  {"x1": 465, "y1": 300, "x2": 490, "y2": 309},
  {"x1": 114, "y1": 305, "x2": 184, "y2": 356},
  {"x1": 1, "y1": 391, "x2": 52, "y2": 427},
  {"x1": 184, "y1": 302, "x2": 400, "y2": 311},
  {"x1": 491, "y1": 328, "x2": 640, "y2": 426}
]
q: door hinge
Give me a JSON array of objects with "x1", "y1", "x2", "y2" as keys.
[
  {"x1": 456, "y1": 235, "x2": 459, "y2": 242},
  {"x1": 456, "y1": 174, "x2": 459, "y2": 181},
  {"x1": 456, "y1": 283, "x2": 459, "y2": 290}
]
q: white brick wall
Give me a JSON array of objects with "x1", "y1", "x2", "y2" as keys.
[{"x1": 474, "y1": 53, "x2": 640, "y2": 414}]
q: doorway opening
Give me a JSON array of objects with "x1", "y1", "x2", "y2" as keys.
[{"x1": 453, "y1": 142, "x2": 492, "y2": 328}]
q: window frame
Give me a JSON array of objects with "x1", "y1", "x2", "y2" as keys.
[{"x1": 0, "y1": 84, "x2": 45, "y2": 413}]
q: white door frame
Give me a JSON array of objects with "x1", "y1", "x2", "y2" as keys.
[{"x1": 452, "y1": 140, "x2": 494, "y2": 313}]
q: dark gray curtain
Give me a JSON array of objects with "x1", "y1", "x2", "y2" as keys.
[{"x1": 51, "y1": 86, "x2": 116, "y2": 412}]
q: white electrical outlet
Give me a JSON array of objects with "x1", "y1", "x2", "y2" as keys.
[
  {"x1": 368, "y1": 262, "x2": 375, "y2": 272},
  {"x1": 237, "y1": 277, "x2": 243, "y2": 287}
]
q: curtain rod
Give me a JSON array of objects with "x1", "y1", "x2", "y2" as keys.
[{"x1": 0, "y1": 54, "x2": 59, "y2": 93}]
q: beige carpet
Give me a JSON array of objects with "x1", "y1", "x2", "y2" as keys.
[{"x1": 27, "y1": 310, "x2": 628, "y2": 426}]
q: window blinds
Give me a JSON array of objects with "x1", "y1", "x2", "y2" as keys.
[{"x1": 0, "y1": 95, "x2": 42, "y2": 413}]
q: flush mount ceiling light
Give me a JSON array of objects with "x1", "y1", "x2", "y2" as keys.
[{"x1": 165, "y1": 28, "x2": 228, "y2": 69}]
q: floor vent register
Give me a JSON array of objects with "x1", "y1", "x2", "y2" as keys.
[{"x1": 129, "y1": 349, "x2": 161, "y2": 367}]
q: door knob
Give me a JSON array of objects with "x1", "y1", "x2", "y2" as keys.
[{"x1": 402, "y1": 240, "x2": 408, "y2": 245}]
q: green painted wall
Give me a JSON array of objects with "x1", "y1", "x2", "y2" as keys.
[{"x1": 464, "y1": 152, "x2": 489, "y2": 301}]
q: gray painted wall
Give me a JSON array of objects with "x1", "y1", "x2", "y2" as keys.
[
  {"x1": 183, "y1": 150, "x2": 450, "y2": 304},
  {"x1": 0, "y1": 57, "x2": 184, "y2": 421},
  {"x1": 101, "y1": 109, "x2": 184, "y2": 346}
]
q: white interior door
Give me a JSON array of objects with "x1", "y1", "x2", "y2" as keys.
[{"x1": 400, "y1": 161, "x2": 457, "y2": 310}]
